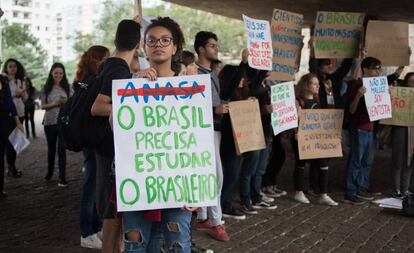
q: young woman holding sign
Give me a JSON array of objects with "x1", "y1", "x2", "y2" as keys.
[
  {"x1": 292, "y1": 73, "x2": 338, "y2": 206},
  {"x1": 391, "y1": 72, "x2": 414, "y2": 198},
  {"x1": 122, "y1": 17, "x2": 196, "y2": 253}
]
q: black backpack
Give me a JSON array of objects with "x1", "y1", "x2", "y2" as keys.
[{"x1": 58, "y1": 73, "x2": 110, "y2": 152}]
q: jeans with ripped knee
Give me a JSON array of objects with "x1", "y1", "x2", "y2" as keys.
[{"x1": 123, "y1": 208, "x2": 192, "y2": 253}]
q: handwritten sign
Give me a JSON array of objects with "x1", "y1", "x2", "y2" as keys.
[
  {"x1": 298, "y1": 109, "x2": 343, "y2": 160},
  {"x1": 243, "y1": 14, "x2": 273, "y2": 71},
  {"x1": 313, "y1": 11, "x2": 364, "y2": 58},
  {"x1": 363, "y1": 76, "x2": 392, "y2": 121},
  {"x1": 229, "y1": 99, "x2": 266, "y2": 155},
  {"x1": 271, "y1": 81, "x2": 298, "y2": 135},
  {"x1": 112, "y1": 74, "x2": 217, "y2": 212},
  {"x1": 381, "y1": 87, "x2": 414, "y2": 127},
  {"x1": 366, "y1": 21, "x2": 409, "y2": 66},
  {"x1": 269, "y1": 8, "x2": 304, "y2": 81}
]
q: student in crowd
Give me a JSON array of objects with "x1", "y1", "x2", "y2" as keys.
[
  {"x1": 344, "y1": 57, "x2": 403, "y2": 204},
  {"x1": 292, "y1": 73, "x2": 338, "y2": 206},
  {"x1": 2, "y1": 58, "x2": 27, "y2": 178},
  {"x1": 74, "y1": 45, "x2": 110, "y2": 249},
  {"x1": 41, "y1": 63, "x2": 71, "y2": 187},
  {"x1": 194, "y1": 31, "x2": 229, "y2": 241},
  {"x1": 91, "y1": 19, "x2": 140, "y2": 253},
  {"x1": 391, "y1": 72, "x2": 414, "y2": 198},
  {"x1": 118, "y1": 17, "x2": 198, "y2": 252},
  {"x1": 0, "y1": 74, "x2": 24, "y2": 199},
  {"x1": 181, "y1": 50, "x2": 199, "y2": 75},
  {"x1": 24, "y1": 77, "x2": 38, "y2": 138}
]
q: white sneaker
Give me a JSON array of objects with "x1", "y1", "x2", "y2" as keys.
[
  {"x1": 294, "y1": 191, "x2": 310, "y2": 204},
  {"x1": 319, "y1": 194, "x2": 338, "y2": 206},
  {"x1": 260, "y1": 191, "x2": 275, "y2": 202},
  {"x1": 81, "y1": 234, "x2": 102, "y2": 249}
]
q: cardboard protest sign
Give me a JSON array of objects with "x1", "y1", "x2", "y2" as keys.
[
  {"x1": 271, "y1": 81, "x2": 298, "y2": 135},
  {"x1": 229, "y1": 99, "x2": 266, "y2": 155},
  {"x1": 298, "y1": 109, "x2": 343, "y2": 160},
  {"x1": 381, "y1": 86, "x2": 414, "y2": 127},
  {"x1": 269, "y1": 9, "x2": 304, "y2": 81},
  {"x1": 112, "y1": 74, "x2": 217, "y2": 212},
  {"x1": 243, "y1": 15, "x2": 273, "y2": 71},
  {"x1": 313, "y1": 11, "x2": 365, "y2": 58},
  {"x1": 363, "y1": 76, "x2": 392, "y2": 121},
  {"x1": 366, "y1": 21, "x2": 409, "y2": 66}
]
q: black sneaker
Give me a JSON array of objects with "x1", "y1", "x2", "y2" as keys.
[
  {"x1": 241, "y1": 204, "x2": 258, "y2": 215},
  {"x1": 344, "y1": 195, "x2": 366, "y2": 205},
  {"x1": 44, "y1": 174, "x2": 52, "y2": 181},
  {"x1": 222, "y1": 207, "x2": 246, "y2": 220},
  {"x1": 252, "y1": 201, "x2": 277, "y2": 210},
  {"x1": 357, "y1": 189, "x2": 374, "y2": 200},
  {"x1": 58, "y1": 179, "x2": 68, "y2": 187},
  {"x1": 0, "y1": 191, "x2": 7, "y2": 200},
  {"x1": 391, "y1": 191, "x2": 403, "y2": 199},
  {"x1": 191, "y1": 242, "x2": 214, "y2": 253}
]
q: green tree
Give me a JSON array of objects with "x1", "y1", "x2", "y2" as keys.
[
  {"x1": 72, "y1": 31, "x2": 97, "y2": 55},
  {"x1": 95, "y1": 0, "x2": 247, "y2": 62},
  {"x1": 1, "y1": 22, "x2": 48, "y2": 88}
]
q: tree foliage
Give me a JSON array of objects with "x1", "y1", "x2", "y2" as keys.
[{"x1": 1, "y1": 22, "x2": 48, "y2": 88}]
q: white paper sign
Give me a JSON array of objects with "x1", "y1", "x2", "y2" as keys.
[
  {"x1": 8, "y1": 128, "x2": 30, "y2": 154},
  {"x1": 363, "y1": 76, "x2": 392, "y2": 121},
  {"x1": 112, "y1": 74, "x2": 217, "y2": 212},
  {"x1": 243, "y1": 14, "x2": 273, "y2": 71},
  {"x1": 271, "y1": 81, "x2": 298, "y2": 135}
]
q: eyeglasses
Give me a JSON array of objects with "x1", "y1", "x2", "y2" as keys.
[
  {"x1": 145, "y1": 37, "x2": 173, "y2": 47},
  {"x1": 206, "y1": 43, "x2": 219, "y2": 50}
]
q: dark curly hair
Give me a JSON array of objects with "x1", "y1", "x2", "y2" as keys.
[
  {"x1": 2, "y1": 58, "x2": 26, "y2": 81},
  {"x1": 144, "y1": 17, "x2": 185, "y2": 73}
]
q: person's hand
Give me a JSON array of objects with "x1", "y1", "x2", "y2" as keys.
[
  {"x1": 241, "y1": 48, "x2": 249, "y2": 64},
  {"x1": 357, "y1": 86, "x2": 366, "y2": 98},
  {"x1": 248, "y1": 96, "x2": 256, "y2": 101},
  {"x1": 182, "y1": 205, "x2": 199, "y2": 212},
  {"x1": 360, "y1": 47, "x2": 368, "y2": 59},
  {"x1": 215, "y1": 104, "x2": 229, "y2": 114},
  {"x1": 133, "y1": 14, "x2": 141, "y2": 24},
  {"x1": 264, "y1": 104, "x2": 273, "y2": 114},
  {"x1": 109, "y1": 111, "x2": 113, "y2": 130},
  {"x1": 138, "y1": 68, "x2": 157, "y2": 81}
]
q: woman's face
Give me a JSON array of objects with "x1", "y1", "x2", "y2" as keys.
[
  {"x1": 52, "y1": 67, "x2": 64, "y2": 84},
  {"x1": 7, "y1": 61, "x2": 17, "y2": 76},
  {"x1": 308, "y1": 77, "x2": 320, "y2": 95},
  {"x1": 144, "y1": 26, "x2": 177, "y2": 64}
]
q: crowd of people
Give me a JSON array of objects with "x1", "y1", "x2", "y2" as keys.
[{"x1": 0, "y1": 11, "x2": 413, "y2": 253}]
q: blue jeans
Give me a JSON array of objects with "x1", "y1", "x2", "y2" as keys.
[
  {"x1": 251, "y1": 147, "x2": 269, "y2": 203},
  {"x1": 345, "y1": 128, "x2": 375, "y2": 197},
  {"x1": 240, "y1": 151, "x2": 260, "y2": 207},
  {"x1": 123, "y1": 209, "x2": 192, "y2": 253},
  {"x1": 221, "y1": 149, "x2": 242, "y2": 211},
  {"x1": 80, "y1": 147, "x2": 102, "y2": 237}
]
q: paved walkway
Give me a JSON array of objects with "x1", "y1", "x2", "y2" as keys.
[{"x1": 1, "y1": 111, "x2": 413, "y2": 253}]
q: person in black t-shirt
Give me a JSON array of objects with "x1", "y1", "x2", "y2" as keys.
[{"x1": 91, "y1": 19, "x2": 141, "y2": 253}]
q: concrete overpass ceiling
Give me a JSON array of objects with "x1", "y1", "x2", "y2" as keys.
[{"x1": 163, "y1": 0, "x2": 414, "y2": 25}]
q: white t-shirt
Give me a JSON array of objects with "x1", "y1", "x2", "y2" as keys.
[{"x1": 9, "y1": 79, "x2": 26, "y2": 117}]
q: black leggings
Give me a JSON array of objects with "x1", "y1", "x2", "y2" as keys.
[
  {"x1": 262, "y1": 134, "x2": 286, "y2": 187},
  {"x1": 5, "y1": 117, "x2": 24, "y2": 170},
  {"x1": 44, "y1": 125, "x2": 66, "y2": 180},
  {"x1": 24, "y1": 107, "x2": 36, "y2": 138}
]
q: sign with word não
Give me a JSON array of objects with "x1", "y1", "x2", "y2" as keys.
[
  {"x1": 271, "y1": 81, "x2": 298, "y2": 135},
  {"x1": 366, "y1": 21, "x2": 409, "y2": 66},
  {"x1": 112, "y1": 74, "x2": 217, "y2": 212},
  {"x1": 381, "y1": 87, "x2": 414, "y2": 127},
  {"x1": 298, "y1": 109, "x2": 344, "y2": 160},
  {"x1": 269, "y1": 8, "x2": 304, "y2": 81},
  {"x1": 363, "y1": 76, "x2": 392, "y2": 122},
  {"x1": 314, "y1": 11, "x2": 365, "y2": 58},
  {"x1": 243, "y1": 14, "x2": 273, "y2": 71},
  {"x1": 229, "y1": 99, "x2": 266, "y2": 155}
]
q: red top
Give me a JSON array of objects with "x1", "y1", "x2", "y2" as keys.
[{"x1": 347, "y1": 79, "x2": 374, "y2": 131}]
